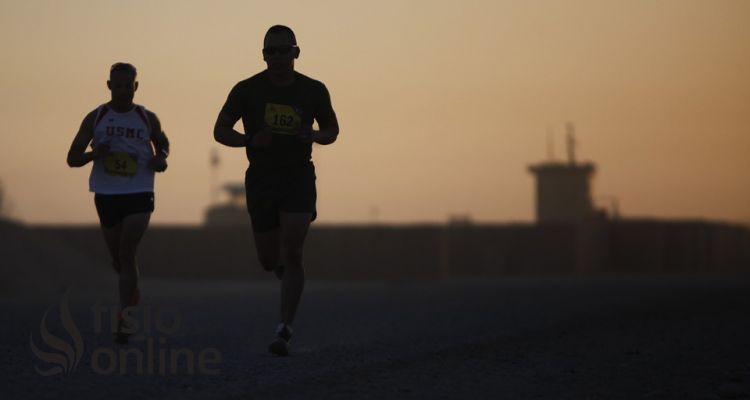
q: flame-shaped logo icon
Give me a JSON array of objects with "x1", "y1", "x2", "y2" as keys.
[{"x1": 29, "y1": 289, "x2": 84, "y2": 376}]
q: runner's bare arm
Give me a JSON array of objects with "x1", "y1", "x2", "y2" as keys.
[
  {"x1": 214, "y1": 111, "x2": 248, "y2": 147},
  {"x1": 312, "y1": 113, "x2": 339, "y2": 145},
  {"x1": 67, "y1": 110, "x2": 108, "y2": 167},
  {"x1": 148, "y1": 112, "x2": 169, "y2": 172}
]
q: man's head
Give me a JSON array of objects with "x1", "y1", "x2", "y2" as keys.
[
  {"x1": 263, "y1": 25, "x2": 299, "y2": 73},
  {"x1": 107, "y1": 62, "x2": 138, "y2": 104}
]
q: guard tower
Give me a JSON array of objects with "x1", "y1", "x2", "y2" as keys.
[
  {"x1": 204, "y1": 183, "x2": 247, "y2": 226},
  {"x1": 203, "y1": 148, "x2": 247, "y2": 226},
  {"x1": 528, "y1": 123, "x2": 596, "y2": 223}
]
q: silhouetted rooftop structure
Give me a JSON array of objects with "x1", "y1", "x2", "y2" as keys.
[
  {"x1": 528, "y1": 122, "x2": 600, "y2": 224},
  {"x1": 204, "y1": 183, "x2": 246, "y2": 226}
]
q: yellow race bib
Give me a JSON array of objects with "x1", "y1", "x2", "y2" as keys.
[
  {"x1": 104, "y1": 152, "x2": 138, "y2": 176},
  {"x1": 265, "y1": 103, "x2": 301, "y2": 135}
]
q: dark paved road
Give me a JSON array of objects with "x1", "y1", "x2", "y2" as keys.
[{"x1": 3, "y1": 276, "x2": 750, "y2": 399}]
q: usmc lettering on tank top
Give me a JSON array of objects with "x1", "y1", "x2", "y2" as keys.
[{"x1": 106, "y1": 126, "x2": 146, "y2": 139}]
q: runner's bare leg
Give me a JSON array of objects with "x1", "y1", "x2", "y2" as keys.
[
  {"x1": 100, "y1": 224, "x2": 123, "y2": 274},
  {"x1": 279, "y1": 212, "x2": 311, "y2": 325},
  {"x1": 252, "y1": 228, "x2": 281, "y2": 272},
  {"x1": 117, "y1": 212, "x2": 150, "y2": 310}
]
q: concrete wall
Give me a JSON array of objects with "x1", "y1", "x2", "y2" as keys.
[
  {"x1": 604, "y1": 220, "x2": 750, "y2": 274},
  {"x1": 20, "y1": 220, "x2": 749, "y2": 281}
]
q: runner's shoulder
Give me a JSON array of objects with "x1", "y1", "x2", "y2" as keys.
[
  {"x1": 225, "y1": 72, "x2": 266, "y2": 103},
  {"x1": 132, "y1": 104, "x2": 162, "y2": 131},
  {"x1": 138, "y1": 105, "x2": 160, "y2": 121},
  {"x1": 81, "y1": 106, "x2": 103, "y2": 128},
  {"x1": 235, "y1": 71, "x2": 268, "y2": 90},
  {"x1": 294, "y1": 72, "x2": 327, "y2": 90},
  {"x1": 84, "y1": 108, "x2": 99, "y2": 120},
  {"x1": 87, "y1": 103, "x2": 115, "y2": 122}
]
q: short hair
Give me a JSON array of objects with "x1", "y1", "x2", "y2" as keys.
[
  {"x1": 110, "y1": 62, "x2": 137, "y2": 79},
  {"x1": 264, "y1": 25, "x2": 297, "y2": 45}
]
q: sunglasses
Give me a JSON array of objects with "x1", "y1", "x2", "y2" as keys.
[{"x1": 262, "y1": 46, "x2": 298, "y2": 56}]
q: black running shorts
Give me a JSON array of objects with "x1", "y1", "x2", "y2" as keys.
[
  {"x1": 245, "y1": 163, "x2": 317, "y2": 233},
  {"x1": 94, "y1": 192, "x2": 155, "y2": 228}
]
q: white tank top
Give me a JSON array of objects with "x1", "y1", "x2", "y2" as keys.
[{"x1": 88, "y1": 104, "x2": 155, "y2": 194}]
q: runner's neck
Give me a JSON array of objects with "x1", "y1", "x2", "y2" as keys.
[
  {"x1": 108, "y1": 101, "x2": 135, "y2": 113},
  {"x1": 267, "y1": 70, "x2": 296, "y2": 87}
]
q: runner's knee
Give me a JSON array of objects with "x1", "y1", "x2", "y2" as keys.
[
  {"x1": 281, "y1": 244, "x2": 303, "y2": 266},
  {"x1": 256, "y1": 249, "x2": 279, "y2": 271},
  {"x1": 118, "y1": 248, "x2": 137, "y2": 268}
]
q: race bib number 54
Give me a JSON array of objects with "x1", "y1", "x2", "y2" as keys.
[
  {"x1": 265, "y1": 103, "x2": 301, "y2": 135},
  {"x1": 104, "y1": 152, "x2": 138, "y2": 176}
]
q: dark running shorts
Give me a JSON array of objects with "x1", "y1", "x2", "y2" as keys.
[
  {"x1": 94, "y1": 192, "x2": 154, "y2": 228},
  {"x1": 245, "y1": 163, "x2": 317, "y2": 232}
]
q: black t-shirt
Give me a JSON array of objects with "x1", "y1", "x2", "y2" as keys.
[{"x1": 221, "y1": 70, "x2": 335, "y2": 167}]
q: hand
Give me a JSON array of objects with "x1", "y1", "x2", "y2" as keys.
[
  {"x1": 148, "y1": 154, "x2": 168, "y2": 172},
  {"x1": 90, "y1": 143, "x2": 111, "y2": 160},
  {"x1": 249, "y1": 126, "x2": 273, "y2": 148},
  {"x1": 297, "y1": 126, "x2": 315, "y2": 143}
]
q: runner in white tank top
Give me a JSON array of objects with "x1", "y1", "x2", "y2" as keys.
[
  {"x1": 67, "y1": 63, "x2": 170, "y2": 344},
  {"x1": 89, "y1": 103, "x2": 156, "y2": 194}
]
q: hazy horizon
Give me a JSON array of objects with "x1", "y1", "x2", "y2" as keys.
[{"x1": 1, "y1": 0, "x2": 748, "y2": 225}]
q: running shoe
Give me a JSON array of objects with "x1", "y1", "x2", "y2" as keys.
[
  {"x1": 114, "y1": 318, "x2": 131, "y2": 344},
  {"x1": 268, "y1": 323, "x2": 292, "y2": 356}
]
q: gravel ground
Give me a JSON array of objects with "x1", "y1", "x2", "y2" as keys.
[{"x1": 3, "y1": 276, "x2": 750, "y2": 399}]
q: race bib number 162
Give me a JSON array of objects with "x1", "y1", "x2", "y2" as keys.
[{"x1": 265, "y1": 103, "x2": 301, "y2": 135}]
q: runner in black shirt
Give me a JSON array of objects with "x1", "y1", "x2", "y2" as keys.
[{"x1": 214, "y1": 25, "x2": 339, "y2": 356}]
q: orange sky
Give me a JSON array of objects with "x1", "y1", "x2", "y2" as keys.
[{"x1": 1, "y1": 0, "x2": 748, "y2": 225}]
